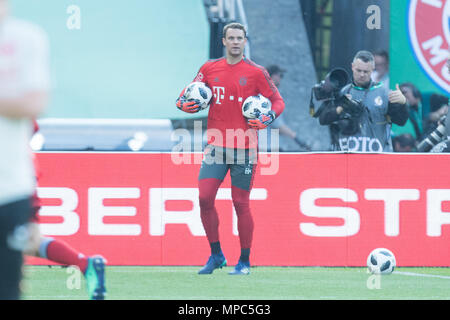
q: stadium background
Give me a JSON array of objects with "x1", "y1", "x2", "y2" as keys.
[{"x1": 12, "y1": 0, "x2": 450, "y2": 267}]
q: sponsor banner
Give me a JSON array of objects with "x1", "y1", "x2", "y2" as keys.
[{"x1": 27, "y1": 152, "x2": 450, "y2": 266}]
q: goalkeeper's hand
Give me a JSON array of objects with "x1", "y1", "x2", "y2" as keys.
[
  {"x1": 176, "y1": 96, "x2": 201, "y2": 113},
  {"x1": 247, "y1": 110, "x2": 276, "y2": 130}
]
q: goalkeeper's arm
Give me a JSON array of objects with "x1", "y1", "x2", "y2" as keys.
[{"x1": 268, "y1": 89, "x2": 285, "y2": 119}]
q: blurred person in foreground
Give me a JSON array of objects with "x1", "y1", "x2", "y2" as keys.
[
  {"x1": 0, "y1": 0, "x2": 49, "y2": 299},
  {"x1": 176, "y1": 23, "x2": 284, "y2": 275},
  {"x1": 0, "y1": 0, "x2": 106, "y2": 299},
  {"x1": 371, "y1": 50, "x2": 390, "y2": 91},
  {"x1": 264, "y1": 65, "x2": 311, "y2": 151},
  {"x1": 27, "y1": 121, "x2": 107, "y2": 300},
  {"x1": 317, "y1": 50, "x2": 408, "y2": 152}
]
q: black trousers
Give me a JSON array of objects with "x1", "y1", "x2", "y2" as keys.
[{"x1": 0, "y1": 197, "x2": 32, "y2": 300}]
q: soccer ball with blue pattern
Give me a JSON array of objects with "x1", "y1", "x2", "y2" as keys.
[
  {"x1": 367, "y1": 248, "x2": 396, "y2": 275},
  {"x1": 242, "y1": 94, "x2": 272, "y2": 119},
  {"x1": 184, "y1": 82, "x2": 212, "y2": 110}
]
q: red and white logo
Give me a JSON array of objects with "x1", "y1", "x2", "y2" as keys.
[
  {"x1": 212, "y1": 86, "x2": 225, "y2": 104},
  {"x1": 408, "y1": 0, "x2": 450, "y2": 93}
]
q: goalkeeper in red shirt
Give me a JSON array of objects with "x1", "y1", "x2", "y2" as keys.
[{"x1": 176, "y1": 23, "x2": 285, "y2": 275}]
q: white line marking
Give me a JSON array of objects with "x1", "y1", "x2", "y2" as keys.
[{"x1": 394, "y1": 271, "x2": 450, "y2": 280}]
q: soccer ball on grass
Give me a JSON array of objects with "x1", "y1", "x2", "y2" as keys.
[{"x1": 366, "y1": 248, "x2": 396, "y2": 275}]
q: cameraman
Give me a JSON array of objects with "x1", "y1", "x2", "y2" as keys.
[{"x1": 318, "y1": 51, "x2": 408, "y2": 152}]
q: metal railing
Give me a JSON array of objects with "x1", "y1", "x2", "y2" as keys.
[{"x1": 33, "y1": 118, "x2": 175, "y2": 152}]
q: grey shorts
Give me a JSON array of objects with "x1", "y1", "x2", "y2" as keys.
[{"x1": 198, "y1": 145, "x2": 257, "y2": 191}]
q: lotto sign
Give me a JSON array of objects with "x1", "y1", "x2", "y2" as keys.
[{"x1": 407, "y1": 0, "x2": 450, "y2": 93}]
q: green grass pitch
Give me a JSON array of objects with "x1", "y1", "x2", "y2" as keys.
[{"x1": 21, "y1": 265, "x2": 450, "y2": 300}]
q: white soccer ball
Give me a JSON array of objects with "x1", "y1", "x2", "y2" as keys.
[
  {"x1": 183, "y1": 81, "x2": 212, "y2": 110},
  {"x1": 242, "y1": 94, "x2": 272, "y2": 119},
  {"x1": 367, "y1": 248, "x2": 396, "y2": 275}
]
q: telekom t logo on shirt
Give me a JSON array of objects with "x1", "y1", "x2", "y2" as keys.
[
  {"x1": 212, "y1": 86, "x2": 225, "y2": 104},
  {"x1": 212, "y1": 86, "x2": 244, "y2": 105}
]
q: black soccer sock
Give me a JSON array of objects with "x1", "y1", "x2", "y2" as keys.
[
  {"x1": 210, "y1": 241, "x2": 222, "y2": 255},
  {"x1": 239, "y1": 248, "x2": 250, "y2": 263}
]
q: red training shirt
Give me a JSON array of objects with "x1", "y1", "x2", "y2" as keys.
[{"x1": 180, "y1": 57, "x2": 285, "y2": 149}]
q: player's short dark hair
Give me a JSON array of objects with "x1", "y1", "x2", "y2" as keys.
[
  {"x1": 222, "y1": 22, "x2": 247, "y2": 39},
  {"x1": 353, "y1": 50, "x2": 375, "y2": 64}
]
